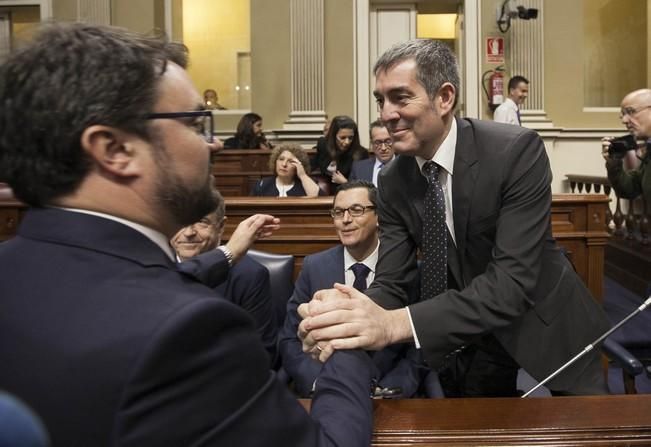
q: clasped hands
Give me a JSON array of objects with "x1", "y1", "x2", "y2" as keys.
[{"x1": 297, "y1": 283, "x2": 402, "y2": 362}]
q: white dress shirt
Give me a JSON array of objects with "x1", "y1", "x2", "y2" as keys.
[
  {"x1": 343, "y1": 242, "x2": 379, "y2": 288},
  {"x1": 493, "y1": 97, "x2": 520, "y2": 125}
]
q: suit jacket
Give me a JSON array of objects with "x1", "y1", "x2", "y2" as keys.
[
  {"x1": 367, "y1": 117, "x2": 610, "y2": 391},
  {"x1": 279, "y1": 245, "x2": 427, "y2": 397},
  {"x1": 349, "y1": 157, "x2": 376, "y2": 183},
  {"x1": 0, "y1": 208, "x2": 375, "y2": 447},
  {"x1": 215, "y1": 255, "x2": 278, "y2": 360}
]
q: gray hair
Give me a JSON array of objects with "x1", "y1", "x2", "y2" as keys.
[{"x1": 373, "y1": 39, "x2": 460, "y2": 107}]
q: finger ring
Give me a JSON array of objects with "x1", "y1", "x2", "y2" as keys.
[{"x1": 315, "y1": 345, "x2": 323, "y2": 352}]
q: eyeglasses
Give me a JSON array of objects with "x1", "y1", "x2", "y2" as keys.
[
  {"x1": 619, "y1": 105, "x2": 651, "y2": 119},
  {"x1": 372, "y1": 139, "x2": 393, "y2": 149},
  {"x1": 330, "y1": 204, "x2": 376, "y2": 219},
  {"x1": 145, "y1": 110, "x2": 214, "y2": 143}
]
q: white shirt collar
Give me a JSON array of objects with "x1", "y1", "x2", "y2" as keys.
[
  {"x1": 505, "y1": 97, "x2": 518, "y2": 110},
  {"x1": 57, "y1": 207, "x2": 176, "y2": 261},
  {"x1": 415, "y1": 117, "x2": 457, "y2": 176},
  {"x1": 343, "y1": 241, "x2": 379, "y2": 272}
]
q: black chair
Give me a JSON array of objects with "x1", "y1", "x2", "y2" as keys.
[{"x1": 247, "y1": 249, "x2": 295, "y2": 331}]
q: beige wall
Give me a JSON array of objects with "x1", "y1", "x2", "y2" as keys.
[
  {"x1": 324, "y1": 0, "x2": 355, "y2": 118},
  {"x1": 112, "y1": 0, "x2": 160, "y2": 34}
]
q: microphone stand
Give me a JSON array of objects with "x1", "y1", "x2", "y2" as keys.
[{"x1": 522, "y1": 294, "x2": 651, "y2": 398}]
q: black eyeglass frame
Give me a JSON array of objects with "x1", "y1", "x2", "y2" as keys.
[
  {"x1": 144, "y1": 110, "x2": 214, "y2": 143},
  {"x1": 330, "y1": 204, "x2": 376, "y2": 219}
]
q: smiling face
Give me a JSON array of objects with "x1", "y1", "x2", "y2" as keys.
[
  {"x1": 509, "y1": 81, "x2": 529, "y2": 106},
  {"x1": 333, "y1": 187, "x2": 378, "y2": 260},
  {"x1": 373, "y1": 58, "x2": 455, "y2": 160},
  {"x1": 170, "y1": 212, "x2": 223, "y2": 261}
]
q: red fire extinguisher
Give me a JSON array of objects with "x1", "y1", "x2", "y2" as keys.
[{"x1": 482, "y1": 66, "x2": 505, "y2": 111}]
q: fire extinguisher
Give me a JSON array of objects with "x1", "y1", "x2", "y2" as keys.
[{"x1": 482, "y1": 66, "x2": 505, "y2": 111}]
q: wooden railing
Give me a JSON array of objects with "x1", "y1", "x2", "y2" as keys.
[
  {"x1": 567, "y1": 174, "x2": 650, "y2": 296},
  {"x1": 301, "y1": 395, "x2": 651, "y2": 446}
]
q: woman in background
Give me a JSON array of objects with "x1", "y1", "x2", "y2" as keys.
[
  {"x1": 224, "y1": 112, "x2": 272, "y2": 149},
  {"x1": 252, "y1": 144, "x2": 323, "y2": 197},
  {"x1": 320, "y1": 115, "x2": 368, "y2": 185}
]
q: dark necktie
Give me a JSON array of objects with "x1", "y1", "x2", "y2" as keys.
[
  {"x1": 421, "y1": 161, "x2": 447, "y2": 300},
  {"x1": 516, "y1": 108, "x2": 522, "y2": 125},
  {"x1": 351, "y1": 262, "x2": 371, "y2": 292}
]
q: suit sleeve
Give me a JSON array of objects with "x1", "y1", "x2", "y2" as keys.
[
  {"x1": 349, "y1": 163, "x2": 360, "y2": 181},
  {"x1": 114, "y1": 297, "x2": 375, "y2": 447},
  {"x1": 177, "y1": 249, "x2": 230, "y2": 288},
  {"x1": 278, "y1": 256, "x2": 324, "y2": 396},
  {"x1": 365, "y1": 172, "x2": 420, "y2": 309},
  {"x1": 411, "y1": 130, "x2": 555, "y2": 367},
  {"x1": 606, "y1": 158, "x2": 644, "y2": 200}
]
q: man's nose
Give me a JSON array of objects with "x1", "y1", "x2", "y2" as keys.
[{"x1": 380, "y1": 104, "x2": 399, "y2": 123}]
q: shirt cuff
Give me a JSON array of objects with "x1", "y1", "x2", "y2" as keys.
[{"x1": 406, "y1": 306, "x2": 421, "y2": 349}]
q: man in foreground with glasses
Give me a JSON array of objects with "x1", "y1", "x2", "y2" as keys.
[
  {"x1": 350, "y1": 120, "x2": 396, "y2": 187},
  {"x1": 0, "y1": 23, "x2": 376, "y2": 446},
  {"x1": 280, "y1": 180, "x2": 432, "y2": 398},
  {"x1": 602, "y1": 88, "x2": 651, "y2": 205}
]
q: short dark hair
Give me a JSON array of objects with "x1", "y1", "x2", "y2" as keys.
[
  {"x1": 369, "y1": 119, "x2": 386, "y2": 139},
  {"x1": 0, "y1": 23, "x2": 188, "y2": 207},
  {"x1": 508, "y1": 75, "x2": 529, "y2": 92},
  {"x1": 374, "y1": 39, "x2": 460, "y2": 108},
  {"x1": 333, "y1": 180, "x2": 377, "y2": 208}
]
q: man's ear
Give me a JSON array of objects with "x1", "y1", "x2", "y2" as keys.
[
  {"x1": 437, "y1": 82, "x2": 456, "y2": 115},
  {"x1": 80, "y1": 125, "x2": 144, "y2": 177}
]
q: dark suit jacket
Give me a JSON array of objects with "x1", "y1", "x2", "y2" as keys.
[
  {"x1": 366, "y1": 117, "x2": 610, "y2": 392},
  {"x1": 349, "y1": 157, "x2": 376, "y2": 183},
  {"x1": 215, "y1": 255, "x2": 277, "y2": 360},
  {"x1": 0, "y1": 208, "x2": 375, "y2": 446},
  {"x1": 251, "y1": 176, "x2": 325, "y2": 197},
  {"x1": 279, "y1": 245, "x2": 427, "y2": 397}
]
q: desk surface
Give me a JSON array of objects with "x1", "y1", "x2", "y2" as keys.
[{"x1": 302, "y1": 395, "x2": 651, "y2": 446}]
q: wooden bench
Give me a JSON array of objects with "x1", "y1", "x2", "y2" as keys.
[{"x1": 0, "y1": 191, "x2": 610, "y2": 300}]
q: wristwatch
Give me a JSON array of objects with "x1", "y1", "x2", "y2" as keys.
[{"x1": 217, "y1": 245, "x2": 233, "y2": 267}]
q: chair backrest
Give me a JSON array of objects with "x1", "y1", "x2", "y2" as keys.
[
  {"x1": 247, "y1": 249, "x2": 295, "y2": 328},
  {"x1": 0, "y1": 392, "x2": 49, "y2": 447}
]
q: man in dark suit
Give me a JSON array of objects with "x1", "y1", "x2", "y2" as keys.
[
  {"x1": 298, "y1": 39, "x2": 609, "y2": 397},
  {"x1": 279, "y1": 180, "x2": 432, "y2": 398},
  {"x1": 0, "y1": 23, "x2": 376, "y2": 446},
  {"x1": 349, "y1": 120, "x2": 396, "y2": 186},
  {"x1": 172, "y1": 197, "x2": 277, "y2": 360}
]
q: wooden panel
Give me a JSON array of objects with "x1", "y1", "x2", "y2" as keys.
[
  {"x1": 301, "y1": 395, "x2": 651, "y2": 446},
  {"x1": 0, "y1": 192, "x2": 610, "y2": 299}
]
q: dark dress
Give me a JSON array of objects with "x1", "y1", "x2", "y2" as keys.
[{"x1": 251, "y1": 176, "x2": 325, "y2": 197}]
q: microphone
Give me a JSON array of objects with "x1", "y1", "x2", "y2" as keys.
[{"x1": 522, "y1": 294, "x2": 651, "y2": 397}]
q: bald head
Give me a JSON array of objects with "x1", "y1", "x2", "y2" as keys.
[{"x1": 620, "y1": 89, "x2": 651, "y2": 139}]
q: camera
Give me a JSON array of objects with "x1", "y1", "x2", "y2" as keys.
[{"x1": 608, "y1": 135, "x2": 637, "y2": 159}]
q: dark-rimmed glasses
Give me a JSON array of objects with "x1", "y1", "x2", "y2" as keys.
[
  {"x1": 330, "y1": 204, "x2": 376, "y2": 219},
  {"x1": 372, "y1": 139, "x2": 392, "y2": 149},
  {"x1": 145, "y1": 110, "x2": 214, "y2": 143}
]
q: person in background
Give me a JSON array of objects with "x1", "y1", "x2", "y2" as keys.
[
  {"x1": 224, "y1": 112, "x2": 272, "y2": 150},
  {"x1": 349, "y1": 120, "x2": 396, "y2": 187},
  {"x1": 0, "y1": 22, "x2": 376, "y2": 446},
  {"x1": 279, "y1": 180, "x2": 431, "y2": 398},
  {"x1": 311, "y1": 117, "x2": 331, "y2": 173},
  {"x1": 203, "y1": 88, "x2": 227, "y2": 110},
  {"x1": 320, "y1": 115, "x2": 369, "y2": 187},
  {"x1": 171, "y1": 194, "x2": 278, "y2": 360},
  {"x1": 602, "y1": 88, "x2": 651, "y2": 205},
  {"x1": 252, "y1": 143, "x2": 323, "y2": 197},
  {"x1": 493, "y1": 75, "x2": 529, "y2": 126}
]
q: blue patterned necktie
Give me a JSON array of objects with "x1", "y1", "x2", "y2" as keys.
[
  {"x1": 351, "y1": 262, "x2": 371, "y2": 292},
  {"x1": 421, "y1": 161, "x2": 447, "y2": 300}
]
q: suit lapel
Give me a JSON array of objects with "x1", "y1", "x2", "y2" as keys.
[{"x1": 452, "y1": 118, "x2": 479, "y2": 260}]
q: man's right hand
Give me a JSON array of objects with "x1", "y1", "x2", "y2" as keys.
[
  {"x1": 601, "y1": 137, "x2": 614, "y2": 161},
  {"x1": 225, "y1": 214, "x2": 280, "y2": 263}
]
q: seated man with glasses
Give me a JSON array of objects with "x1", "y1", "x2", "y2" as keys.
[
  {"x1": 350, "y1": 120, "x2": 396, "y2": 187},
  {"x1": 602, "y1": 88, "x2": 651, "y2": 205},
  {"x1": 279, "y1": 180, "x2": 433, "y2": 398}
]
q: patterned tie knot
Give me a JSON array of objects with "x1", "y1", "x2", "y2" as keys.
[
  {"x1": 423, "y1": 161, "x2": 440, "y2": 183},
  {"x1": 351, "y1": 262, "x2": 371, "y2": 292}
]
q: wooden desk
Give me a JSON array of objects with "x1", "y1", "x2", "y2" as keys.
[
  {"x1": 0, "y1": 192, "x2": 610, "y2": 300},
  {"x1": 301, "y1": 395, "x2": 651, "y2": 446},
  {"x1": 211, "y1": 148, "x2": 316, "y2": 196}
]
